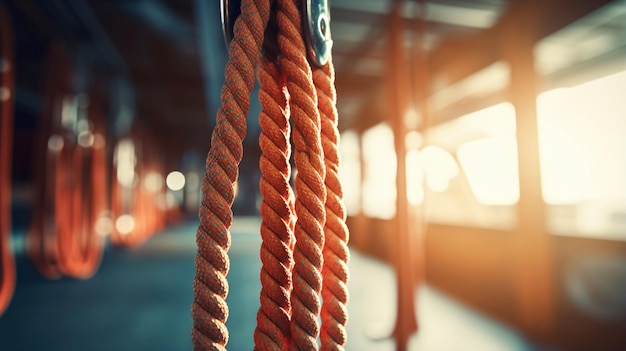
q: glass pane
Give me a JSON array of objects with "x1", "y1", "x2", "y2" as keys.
[
  {"x1": 339, "y1": 130, "x2": 362, "y2": 216},
  {"x1": 538, "y1": 71, "x2": 626, "y2": 239},
  {"x1": 422, "y1": 103, "x2": 518, "y2": 229},
  {"x1": 457, "y1": 136, "x2": 519, "y2": 206},
  {"x1": 362, "y1": 123, "x2": 396, "y2": 219}
]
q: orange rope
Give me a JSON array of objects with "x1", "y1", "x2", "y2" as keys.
[
  {"x1": 192, "y1": 0, "x2": 270, "y2": 348},
  {"x1": 254, "y1": 57, "x2": 295, "y2": 350},
  {"x1": 193, "y1": 1, "x2": 348, "y2": 349},
  {"x1": 275, "y1": 0, "x2": 327, "y2": 349},
  {"x1": 57, "y1": 96, "x2": 106, "y2": 278},
  {"x1": 0, "y1": 2, "x2": 16, "y2": 315},
  {"x1": 49, "y1": 106, "x2": 105, "y2": 279},
  {"x1": 314, "y1": 62, "x2": 350, "y2": 350},
  {"x1": 28, "y1": 46, "x2": 106, "y2": 280}
]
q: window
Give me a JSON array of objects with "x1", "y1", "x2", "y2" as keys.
[
  {"x1": 361, "y1": 123, "x2": 396, "y2": 219},
  {"x1": 534, "y1": 0, "x2": 626, "y2": 239},
  {"x1": 339, "y1": 130, "x2": 362, "y2": 216},
  {"x1": 537, "y1": 71, "x2": 626, "y2": 239},
  {"x1": 422, "y1": 103, "x2": 518, "y2": 229}
]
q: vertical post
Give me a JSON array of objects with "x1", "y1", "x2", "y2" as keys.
[
  {"x1": 412, "y1": 0, "x2": 430, "y2": 293},
  {"x1": 387, "y1": 2, "x2": 418, "y2": 350},
  {"x1": 501, "y1": 0, "x2": 555, "y2": 337}
]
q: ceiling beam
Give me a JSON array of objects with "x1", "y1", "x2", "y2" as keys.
[{"x1": 429, "y1": 0, "x2": 614, "y2": 89}]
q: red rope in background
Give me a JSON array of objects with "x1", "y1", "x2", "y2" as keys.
[
  {"x1": 28, "y1": 44, "x2": 107, "y2": 280},
  {"x1": 0, "y1": 2, "x2": 16, "y2": 315}
]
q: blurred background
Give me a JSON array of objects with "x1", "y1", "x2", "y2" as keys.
[{"x1": 1, "y1": 0, "x2": 625, "y2": 350}]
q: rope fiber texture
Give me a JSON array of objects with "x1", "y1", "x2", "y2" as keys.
[
  {"x1": 191, "y1": 0, "x2": 271, "y2": 349},
  {"x1": 193, "y1": 0, "x2": 349, "y2": 349},
  {"x1": 254, "y1": 57, "x2": 295, "y2": 351},
  {"x1": 315, "y1": 62, "x2": 350, "y2": 351},
  {"x1": 276, "y1": 0, "x2": 328, "y2": 349}
]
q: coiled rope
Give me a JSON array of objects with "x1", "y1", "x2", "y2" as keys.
[
  {"x1": 192, "y1": 0, "x2": 349, "y2": 350},
  {"x1": 0, "y1": 2, "x2": 16, "y2": 315}
]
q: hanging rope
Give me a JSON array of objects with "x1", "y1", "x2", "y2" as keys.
[
  {"x1": 254, "y1": 56, "x2": 295, "y2": 350},
  {"x1": 275, "y1": 0, "x2": 328, "y2": 349},
  {"x1": 54, "y1": 90, "x2": 107, "y2": 279},
  {"x1": 314, "y1": 62, "x2": 350, "y2": 351},
  {"x1": 28, "y1": 46, "x2": 107, "y2": 280},
  {"x1": 193, "y1": 1, "x2": 348, "y2": 349},
  {"x1": 54, "y1": 138, "x2": 100, "y2": 277},
  {"x1": 192, "y1": 0, "x2": 270, "y2": 348},
  {"x1": 0, "y1": 2, "x2": 16, "y2": 315}
]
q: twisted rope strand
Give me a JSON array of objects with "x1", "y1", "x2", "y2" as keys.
[
  {"x1": 315, "y1": 62, "x2": 350, "y2": 351},
  {"x1": 254, "y1": 57, "x2": 295, "y2": 351},
  {"x1": 192, "y1": 0, "x2": 270, "y2": 349},
  {"x1": 276, "y1": 0, "x2": 327, "y2": 349}
]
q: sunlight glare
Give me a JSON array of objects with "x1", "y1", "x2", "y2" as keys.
[
  {"x1": 537, "y1": 71, "x2": 626, "y2": 205},
  {"x1": 362, "y1": 123, "x2": 396, "y2": 219},
  {"x1": 339, "y1": 130, "x2": 362, "y2": 215},
  {"x1": 457, "y1": 137, "x2": 520, "y2": 206}
]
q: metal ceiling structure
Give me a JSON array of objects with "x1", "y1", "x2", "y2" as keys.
[
  {"x1": 5, "y1": 0, "x2": 623, "y2": 165},
  {"x1": 4, "y1": 0, "x2": 512, "y2": 160}
]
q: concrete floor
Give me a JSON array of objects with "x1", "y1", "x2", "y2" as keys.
[{"x1": 0, "y1": 217, "x2": 535, "y2": 350}]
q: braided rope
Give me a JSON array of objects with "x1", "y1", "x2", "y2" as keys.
[
  {"x1": 276, "y1": 0, "x2": 327, "y2": 349},
  {"x1": 315, "y1": 62, "x2": 350, "y2": 350},
  {"x1": 254, "y1": 57, "x2": 294, "y2": 351},
  {"x1": 191, "y1": 0, "x2": 270, "y2": 349},
  {"x1": 193, "y1": 1, "x2": 348, "y2": 349}
]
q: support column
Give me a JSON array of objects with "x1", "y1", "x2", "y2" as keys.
[
  {"x1": 501, "y1": 0, "x2": 555, "y2": 337},
  {"x1": 387, "y1": 3, "x2": 418, "y2": 350},
  {"x1": 411, "y1": 0, "x2": 430, "y2": 292}
]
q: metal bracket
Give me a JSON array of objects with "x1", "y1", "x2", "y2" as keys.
[
  {"x1": 220, "y1": 0, "x2": 240, "y2": 45},
  {"x1": 303, "y1": 0, "x2": 332, "y2": 67},
  {"x1": 221, "y1": 0, "x2": 332, "y2": 66}
]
